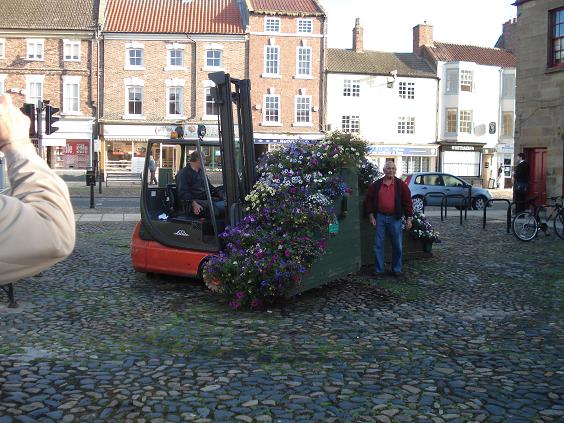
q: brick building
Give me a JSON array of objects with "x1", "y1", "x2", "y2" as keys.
[
  {"x1": 100, "y1": 0, "x2": 246, "y2": 173},
  {"x1": 413, "y1": 23, "x2": 517, "y2": 187},
  {"x1": 513, "y1": 0, "x2": 564, "y2": 200},
  {"x1": 243, "y1": 0, "x2": 326, "y2": 153},
  {"x1": 0, "y1": 0, "x2": 99, "y2": 170}
]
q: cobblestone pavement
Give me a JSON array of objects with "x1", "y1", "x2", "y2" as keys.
[{"x1": 1, "y1": 215, "x2": 563, "y2": 423}]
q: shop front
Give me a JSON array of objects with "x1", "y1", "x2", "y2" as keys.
[
  {"x1": 367, "y1": 145, "x2": 438, "y2": 176},
  {"x1": 438, "y1": 142, "x2": 485, "y2": 186},
  {"x1": 102, "y1": 123, "x2": 226, "y2": 180}
]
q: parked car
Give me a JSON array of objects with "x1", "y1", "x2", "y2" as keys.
[{"x1": 401, "y1": 172, "x2": 493, "y2": 211}]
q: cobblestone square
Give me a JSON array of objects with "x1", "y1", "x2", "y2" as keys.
[{"x1": 1, "y1": 214, "x2": 563, "y2": 422}]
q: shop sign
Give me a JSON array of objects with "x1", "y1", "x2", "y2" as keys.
[
  {"x1": 368, "y1": 146, "x2": 437, "y2": 156},
  {"x1": 496, "y1": 144, "x2": 514, "y2": 153},
  {"x1": 442, "y1": 144, "x2": 482, "y2": 151}
]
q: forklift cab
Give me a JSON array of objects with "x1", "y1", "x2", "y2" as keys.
[{"x1": 131, "y1": 71, "x2": 256, "y2": 278}]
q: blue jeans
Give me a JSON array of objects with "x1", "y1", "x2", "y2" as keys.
[
  {"x1": 212, "y1": 200, "x2": 225, "y2": 218},
  {"x1": 374, "y1": 213, "x2": 403, "y2": 274}
]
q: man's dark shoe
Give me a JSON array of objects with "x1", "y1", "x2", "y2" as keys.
[
  {"x1": 371, "y1": 271, "x2": 384, "y2": 279},
  {"x1": 390, "y1": 271, "x2": 402, "y2": 277}
]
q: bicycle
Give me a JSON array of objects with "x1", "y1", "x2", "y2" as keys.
[{"x1": 512, "y1": 195, "x2": 564, "y2": 241}]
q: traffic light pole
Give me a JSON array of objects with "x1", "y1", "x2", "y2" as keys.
[{"x1": 36, "y1": 102, "x2": 43, "y2": 159}]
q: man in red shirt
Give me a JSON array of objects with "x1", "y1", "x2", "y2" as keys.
[{"x1": 365, "y1": 161, "x2": 413, "y2": 277}]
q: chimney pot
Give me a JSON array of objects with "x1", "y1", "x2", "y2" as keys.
[{"x1": 353, "y1": 18, "x2": 364, "y2": 53}]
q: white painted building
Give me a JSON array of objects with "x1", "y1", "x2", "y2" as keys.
[
  {"x1": 414, "y1": 23, "x2": 517, "y2": 188},
  {"x1": 326, "y1": 20, "x2": 439, "y2": 175}
]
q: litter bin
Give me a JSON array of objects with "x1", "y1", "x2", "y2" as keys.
[
  {"x1": 158, "y1": 168, "x2": 173, "y2": 187},
  {"x1": 85, "y1": 167, "x2": 96, "y2": 187}
]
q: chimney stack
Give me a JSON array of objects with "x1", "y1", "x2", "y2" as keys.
[
  {"x1": 413, "y1": 22, "x2": 433, "y2": 57},
  {"x1": 496, "y1": 18, "x2": 517, "y2": 52},
  {"x1": 353, "y1": 18, "x2": 364, "y2": 53}
]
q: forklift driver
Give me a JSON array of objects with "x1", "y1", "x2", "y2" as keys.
[{"x1": 177, "y1": 151, "x2": 225, "y2": 218}]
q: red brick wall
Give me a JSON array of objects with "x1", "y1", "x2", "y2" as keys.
[
  {"x1": 248, "y1": 14, "x2": 325, "y2": 134},
  {"x1": 0, "y1": 36, "x2": 96, "y2": 115},
  {"x1": 101, "y1": 38, "x2": 245, "y2": 123}
]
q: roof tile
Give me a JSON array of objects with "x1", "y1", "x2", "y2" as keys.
[
  {"x1": 104, "y1": 0, "x2": 244, "y2": 34},
  {"x1": 0, "y1": 0, "x2": 97, "y2": 31},
  {"x1": 424, "y1": 42, "x2": 516, "y2": 68},
  {"x1": 248, "y1": 0, "x2": 324, "y2": 15},
  {"x1": 327, "y1": 48, "x2": 437, "y2": 78}
]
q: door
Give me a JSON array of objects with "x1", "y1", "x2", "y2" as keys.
[
  {"x1": 528, "y1": 148, "x2": 547, "y2": 204},
  {"x1": 442, "y1": 174, "x2": 468, "y2": 207}
]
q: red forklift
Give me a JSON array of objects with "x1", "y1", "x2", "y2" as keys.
[{"x1": 131, "y1": 72, "x2": 257, "y2": 278}]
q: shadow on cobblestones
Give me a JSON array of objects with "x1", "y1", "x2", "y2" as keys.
[{"x1": 1, "y1": 216, "x2": 562, "y2": 422}]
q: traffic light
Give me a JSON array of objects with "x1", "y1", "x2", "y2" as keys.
[
  {"x1": 19, "y1": 103, "x2": 37, "y2": 137},
  {"x1": 45, "y1": 104, "x2": 60, "y2": 135}
]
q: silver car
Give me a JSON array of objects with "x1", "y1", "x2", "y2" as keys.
[{"x1": 401, "y1": 172, "x2": 493, "y2": 211}]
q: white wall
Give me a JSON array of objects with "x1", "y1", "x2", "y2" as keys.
[
  {"x1": 437, "y1": 61, "x2": 515, "y2": 149},
  {"x1": 326, "y1": 73, "x2": 438, "y2": 144}
]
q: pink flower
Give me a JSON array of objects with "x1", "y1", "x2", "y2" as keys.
[{"x1": 235, "y1": 291, "x2": 245, "y2": 299}]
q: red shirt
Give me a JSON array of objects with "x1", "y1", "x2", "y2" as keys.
[{"x1": 377, "y1": 178, "x2": 396, "y2": 214}]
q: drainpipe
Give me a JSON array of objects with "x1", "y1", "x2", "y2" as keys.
[{"x1": 319, "y1": 15, "x2": 327, "y2": 135}]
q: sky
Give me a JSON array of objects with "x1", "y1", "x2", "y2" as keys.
[{"x1": 319, "y1": 0, "x2": 517, "y2": 53}]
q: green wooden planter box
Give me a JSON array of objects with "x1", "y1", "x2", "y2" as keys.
[
  {"x1": 359, "y1": 191, "x2": 433, "y2": 266},
  {"x1": 286, "y1": 168, "x2": 361, "y2": 298}
]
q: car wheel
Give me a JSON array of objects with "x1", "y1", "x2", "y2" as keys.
[
  {"x1": 412, "y1": 196, "x2": 424, "y2": 212},
  {"x1": 472, "y1": 195, "x2": 487, "y2": 210}
]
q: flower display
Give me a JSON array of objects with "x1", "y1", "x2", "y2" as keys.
[
  {"x1": 202, "y1": 132, "x2": 370, "y2": 309},
  {"x1": 407, "y1": 211, "x2": 441, "y2": 243}
]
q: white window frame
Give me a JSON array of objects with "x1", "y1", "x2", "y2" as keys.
[
  {"x1": 0, "y1": 39, "x2": 5, "y2": 59},
  {"x1": 445, "y1": 68, "x2": 458, "y2": 94},
  {"x1": 446, "y1": 108, "x2": 458, "y2": 135},
  {"x1": 402, "y1": 156, "x2": 430, "y2": 174},
  {"x1": 343, "y1": 79, "x2": 360, "y2": 97},
  {"x1": 265, "y1": 17, "x2": 281, "y2": 32},
  {"x1": 263, "y1": 45, "x2": 280, "y2": 78},
  {"x1": 167, "y1": 87, "x2": 184, "y2": 118},
  {"x1": 203, "y1": 86, "x2": 218, "y2": 120},
  {"x1": 63, "y1": 75, "x2": 81, "y2": 114},
  {"x1": 124, "y1": 42, "x2": 145, "y2": 70},
  {"x1": 502, "y1": 111, "x2": 514, "y2": 137},
  {"x1": 398, "y1": 81, "x2": 415, "y2": 99},
  {"x1": 297, "y1": 18, "x2": 313, "y2": 33},
  {"x1": 397, "y1": 117, "x2": 415, "y2": 134},
  {"x1": 460, "y1": 70, "x2": 473, "y2": 92},
  {"x1": 165, "y1": 42, "x2": 186, "y2": 70},
  {"x1": 25, "y1": 75, "x2": 44, "y2": 106},
  {"x1": 201, "y1": 80, "x2": 217, "y2": 120},
  {"x1": 341, "y1": 115, "x2": 360, "y2": 133},
  {"x1": 26, "y1": 39, "x2": 44, "y2": 61},
  {"x1": 294, "y1": 95, "x2": 311, "y2": 126},
  {"x1": 459, "y1": 110, "x2": 473, "y2": 133},
  {"x1": 203, "y1": 43, "x2": 224, "y2": 71},
  {"x1": 262, "y1": 94, "x2": 281, "y2": 126},
  {"x1": 442, "y1": 150, "x2": 481, "y2": 177},
  {"x1": 0, "y1": 74, "x2": 6, "y2": 94},
  {"x1": 205, "y1": 49, "x2": 222, "y2": 69},
  {"x1": 63, "y1": 39, "x2": 80, "y2": 61},
  {"x1": 502, "y1": 72, "x2": 516, "y2": 99},
  {"x1": 123, "y1": 77, "x2": 144, "y2": 119},
  {"x1": 295, "y1": 46, "x2": 312, "y2": 78}
]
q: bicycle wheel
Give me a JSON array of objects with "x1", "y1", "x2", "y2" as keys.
[
  {"x1": 553, "y1": 211, "x2": 564, "y2": 240},
  {"x1": 512, "y1": 211, "x2": 538, "y2": 241}
]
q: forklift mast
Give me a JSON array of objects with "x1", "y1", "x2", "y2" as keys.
[{"x1": 209, "y1": 71, "x2": 256, "y2": 225}]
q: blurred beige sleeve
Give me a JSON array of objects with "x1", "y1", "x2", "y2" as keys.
[{"x1": 0, "y1": 144, "x2": 76, "y2": 285}]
